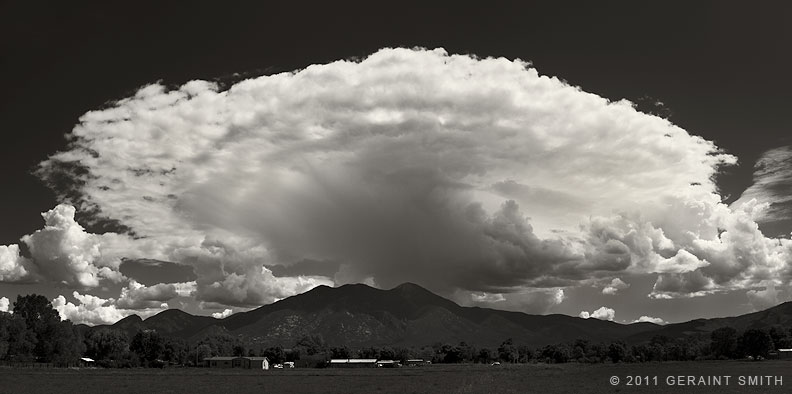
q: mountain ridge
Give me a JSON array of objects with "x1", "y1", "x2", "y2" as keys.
[{"x1": 100, "y1": 282, "x2": 792, "y2": 348}]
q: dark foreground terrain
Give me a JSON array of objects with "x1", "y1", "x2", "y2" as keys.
[{"x1": 1, "y1": 361, "x2": 790, "y2": 394}]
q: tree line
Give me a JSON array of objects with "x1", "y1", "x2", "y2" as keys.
[{"x1": 2, "y1": 294, "x2": 790, "y2": 367}]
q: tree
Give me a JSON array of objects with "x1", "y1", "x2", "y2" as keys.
[
  {"x1": 739, "y1": 329, "x2": 773, "y2": 359},
  {"x1": 571, "y1": 339, "x2": 589, "y2": 362},
  {"x1": 263, "y1": 346, "x2": 286, "y2": 363},
  {"x1": 608, "y1": 342, "x2": 626, "y2": 363},
  {"x1": 0, "y1": 313, "x2": 35, "y2": 361},
  {"x1": 517, "y1": 345, "x2": 532, "y2": 363},
  {"x1": 12, "y1": 294, "x2": 72, "y2": 362},
  {"x1": 284, "y1": 348, "x2": 300, "y2": 362},
  {"x1": 196, "y1": 333, "x2": 242, "y2": 357},
  {"x1": 379, "y1": 347, "x2": 397, "y2": 361},
  {"x1": 294, "y1": 334, "x2": 327, "y2": 356},
  {"x1": 0, "y1": 312, "x2": 22, "y2": 359},
  {"x1": 538, "y1": 344, "x2": 570, "y2": 363},
  {"x1": 193, "y1": 344, "x2": 212, "y2": 366},
  {"x1": 475, "y1": 347, "x2": 494, "y2": 364},
  {"x1": 587, "y1": 342, "x2": 608, "y2": 363},
  {"x1": 768, "y1": 326, "x2": 791, "y2": 349},
  {"x1": 46, "y1": 320, "x2": 83, "y2": 364},
  {"x1": 130, "y1": 330, "x2": 164, "y2": 366},
  {"x1": 232, "y1": 343, "x2": 246, "y2": 357},
  {"x1": 330, "y1": 346, "x2": 351, "y2": 359},
  {"x1": 393, "y1": 347, "x2": 411, "y2": 363},
  {"x1": 13, "y1": 295, "x2": 60, "y2": 330},
  {"x1": 85, "y1": 329, "x2": 130, "y2": 362},
  {"x1": 163, "y1": 337, "x2": 189, "y2": 365},
  {"x1": 631, "y1": 344, "x2": 650, "y2": 363},
  {"x1": 497, "y1": 338, "x2": 518, "y2": 363},
  {"x1": 442, "y1": 344, "x2": 463, "y2": 363},
  {"x1": 710, "y1": 327, "x2": 737, "y2": 359},
  {"x1": 358, "y1": 346, "x2": 380, "y2": 359}
]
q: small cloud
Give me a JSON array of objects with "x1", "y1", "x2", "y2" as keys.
[
  {"x1": 212, "y1": 309, "x2": 233, "y2": 319},
  {"x1": 653, "y1": 249, "x2": 710, "y2": 274},
  {"x1": 471, "y1": 292, "x2": 506, "y2": 303},
  {"x1": 633, "y1": 315, "x2": 665, "y2": 324},
  {"x1": 579, "y1": 306, "x2": 615, "y2": 321},
  {"x1": 602, "y1": 278, "x2": 630, "y2": 295}
]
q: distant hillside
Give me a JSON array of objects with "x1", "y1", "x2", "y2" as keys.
[
  {"x1": 89, "y1": 283, "x2": 792, "y2": 348},
  {"x1": 91, "y1": 309, "x2": 217, "y2": 339},
  {"x1": 626, "y1": 301, "x2": 792, "y2": 343}
]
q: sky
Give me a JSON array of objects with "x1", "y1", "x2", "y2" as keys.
[{"x1": 1, "y1": 1, "x2": 791, "y2": 326}]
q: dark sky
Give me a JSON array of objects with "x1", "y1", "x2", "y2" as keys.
[{"x1": 2, "y1": 1, "x2": 790, "y2": 244}]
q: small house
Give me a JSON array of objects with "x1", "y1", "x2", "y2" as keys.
[{"x1": 778, "y1": 349, "x2": 792, "y2": 360}]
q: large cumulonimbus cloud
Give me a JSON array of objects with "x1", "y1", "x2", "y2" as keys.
[{"x1": 2, "y1": 48, "x2": 791, "y2": 319}]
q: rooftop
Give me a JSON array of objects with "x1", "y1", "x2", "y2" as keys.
[{"x1": 330, "y1": 359, "x2": 378, "y2": 363}]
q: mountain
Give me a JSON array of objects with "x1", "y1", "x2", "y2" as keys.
[
  {"x1": 92, "y1": 283, "x2": 654, "y2": 347},
  {"x1": 626, "y1": 301, "x2": 792, "y2": 343},
  {"x1": 91, "y1": 309, "x2": 217, "y2": 339},
  {"x1": 92, "y1": 283, "x2": 792, "y2": 348}
]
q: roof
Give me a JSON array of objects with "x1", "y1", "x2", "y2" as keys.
[
  {"x1": 778, "y1": 349, "x2": 792, "y2": 352},
  {"x1": 377, "y1": 360, "x2": 398, "y2": 364},
  {"x1": 204, "y1": 357, "x2": 237, "y2": 361},
  {"x1": 80, "y1": 357, "x2": 95, "y2": 362},
  {"x1": 240, "y1": 357, "x2": 269, "y2": 361},
  {"x1": 330, "y1": 359, "x2": 378, "y2": 363}
]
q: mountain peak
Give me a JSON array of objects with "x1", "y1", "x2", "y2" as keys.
[
  {"x1": 392, "y1": 282, "x2": 427, "y2": 291},
  {"x1": 147, "y1": 308, "x2": 190, "y2": 320},
  {"x1": 117, "y1": 314, "x2": 143, "y2": 323}
]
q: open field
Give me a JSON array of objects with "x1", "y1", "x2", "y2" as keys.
[{"x1": 1, "y1": 361, "x2": 790, "y2": 394}]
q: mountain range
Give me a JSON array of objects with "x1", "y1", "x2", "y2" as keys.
[{"x1": 94, "y1": 282, "x2": 792, "y2": 348}]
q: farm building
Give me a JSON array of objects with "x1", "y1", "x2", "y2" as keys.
[
  {"x1": 778, "y1": 349, "x2": 792, "y2": 359},
  {"x1": 328, "y1": 359, "x2": 378, "y2": 368},
  {"x1": 376, "y1": 360, "x2": 400, "y2": 368},
  {"x1": 205, "y1": 356, "x2": 236, "y2": 368},
  {"x1": 238, "y1": 357, "x2": 270, "y2": 370},
  {"x1": 79, "y1": 357, "x2": 95, "y2": 367},
  {"x1": 406, "y1": 359, "x2": 431, "y2": 366},
  {"x1": 204, "y1": 356, "x2": 271, "y2": 369}
]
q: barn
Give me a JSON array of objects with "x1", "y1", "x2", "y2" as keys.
[
  {"x1": 204, "y1": 356, "x2": 236, "y2": 368},
  {"x1": 328, "y1": 359, "x2": 378, "y2": 368},
  {"x1": 778, "y1": 349, "x2": 792, "y2": 360},
  {"x1": 238, "y1": 356, "x2": 270, "y2": 370},
  {"x1": 204, "y1": 356, "x2": 271, "y2": 369}
]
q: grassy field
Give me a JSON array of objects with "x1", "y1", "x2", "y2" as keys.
[{"x1": 1, "y1": 361, "x2": 790, "y2": 394}]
